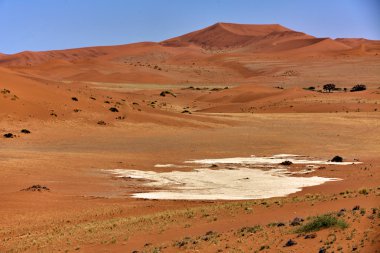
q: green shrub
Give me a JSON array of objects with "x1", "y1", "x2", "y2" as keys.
[{"x1": 295, "y1": 214, "x2": 348, "y2": 233}]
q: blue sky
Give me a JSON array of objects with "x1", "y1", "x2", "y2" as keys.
[{"x1": 1, "y1": 0, "x2": 379, "y2": 54}]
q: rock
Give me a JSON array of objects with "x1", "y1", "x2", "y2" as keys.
[
  {"x1": 20, "y1": 129, "x2": 31, "y2": 134},
  {"x1": 277, "y1": 222, "x2": 286, "y2": 227},
  {"x1": 352, "y1": 205, "x2": 360, "y2": 211},
  {"x1": 71, "y1": 97, "x2": 78, "y2": 101},
  {"x1": 290, "y1": 217, "x2": 304, "y2": 226},
  {"x1": 3, "y1": 133, "x2": 14, "y2": 138},
  {"x1": 331, "y1": 156, "x2": 343, "y2": 162},
  {"x1": 284, "y1": 239, "x2": 297, "y2": 247},
  {"x1": 319, "y1": 248, "x2": 326, "y2": 253},
  {"x1": 337, "y1": 208, "x2": 346, "y2": 217},
  {"x1": 304, "y1": 233, "x2": 317, "y2": 239},
  {"x1": 97, "y1": 120, "x2": 106, "y2": 125}
]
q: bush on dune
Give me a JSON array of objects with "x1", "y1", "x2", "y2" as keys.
[
  {"x1": 350, "y1": 84, "x2": 366, "y2": 92},
  {"x1": 295, "y1": 214, "x2": 348, "y2": 233}
]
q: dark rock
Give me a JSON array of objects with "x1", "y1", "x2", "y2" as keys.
[
  {"x1": 352, "y1": 205, "x2": 360, "y2": 211},
  {"x1": 277, "y1": 222, "x2": 286, "y2": 227},
  {"x1": 284, "y1": 239, "x2": 297, "y2": 247},
  {"x1": 3, "y1": 133, "x2": 14, "y2": 138},
  {"x1": 337, "y1": 208, "x2": 346, "y2": 217},
  {"x1": 319, "y1": 248, "x2": 326, "y2": 253},
  {"x1": 71, "y1": 97, "x2": 78, "y2": 101},
  {"x1": 331, "y1": 156, "x2": 343, "y2": 162},
  {"x1": 304, "y1": 233, "x2": 317, "y2": 239},
  {"x1": 20, "y1": 129, "x2": 31, "y2": 134},
  {"x1": 97, "y1": 120, "x2": 106, "y2": 125},
  {"x1": 290, "y1": 217, "x2": 304, "y2": 226}
]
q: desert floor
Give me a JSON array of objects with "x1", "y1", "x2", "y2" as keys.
[{"x1": 1, "y1": 109, "x2": 380, "y2": 252}]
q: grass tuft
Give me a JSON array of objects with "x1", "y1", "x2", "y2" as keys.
[{"x1": 295, "y1": 214, "x2": 348, "y2": 233}]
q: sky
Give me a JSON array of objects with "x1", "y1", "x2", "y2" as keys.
[{"x1": 0, "y1": 0, "x2": 379, "y2": 54}]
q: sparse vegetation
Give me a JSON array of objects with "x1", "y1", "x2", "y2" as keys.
[
  {"x1": 21, "y1": 185, "x2": 50, "y2": 192},
  {"x1": 237, "y1": 225, "x2": 262, "y2": 236},
  {"x1": 323, "y1": 83, "x2": 336, "y2": 92},
  {"x1": 358, "y1": 188, "x2": 369, "y2": 195},
  {"x1": 350, "y1": 84, "x2": 366, "y2": 92},
  {"x1": 295, "y1": 214, "x2": 348, "y2": 233}
]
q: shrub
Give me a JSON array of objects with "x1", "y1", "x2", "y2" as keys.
[
  {"x1": 237, "y1": 225, "x2": 262, "y2": 236},
  {"x1": 295, "y1": 214, "x2": 348, "y2": 233},
  {"x1": 1, "y1": 89, "x2": 10, "y2": 94},
  {"x1": 350, "y1": 84, "x2": 366, "y2": 92},
  {"x1": 20, "y1": 129, "x2": 31, "y2": 134},
  {"x1": 323, "y1": 84, "x2": 336, "y2": 92},
  {"x1": 160, "y1": 90, "x2": 176, "y2": 97},
  {"x1": 358, "y1": 188, "x2": 368, "y2": 195},
  {"x1": 331, "y1": 156, "x2": 343, "y2": 162},
  {"x1": 280, "y1": 160, "x2": 293, "y2": 166},
  {"x1": 3, "y1": 133, "x2": 14, "y2": 138},
  {"x1": 109, "y1": 107, "x2": 119, "y2": 112}
]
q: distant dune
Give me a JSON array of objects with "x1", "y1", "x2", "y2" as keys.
[{"x1": 0, "y1": 22, "x2": 379, "y2": 102}]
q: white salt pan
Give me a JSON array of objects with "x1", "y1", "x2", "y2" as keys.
[
  {"x1": 185, "y1": 155, "x2": 360, "y2": 166},
  {"x1": 107, "y1": 154, "x2": 355, "y2": 200}
]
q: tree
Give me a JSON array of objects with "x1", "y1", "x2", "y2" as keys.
[
  {"x1": 323, "y1": 83, "x2": 336, "y2": 93},
  {"x1": 350, "y1": 84, "x2": 366, "y2": 92}
]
